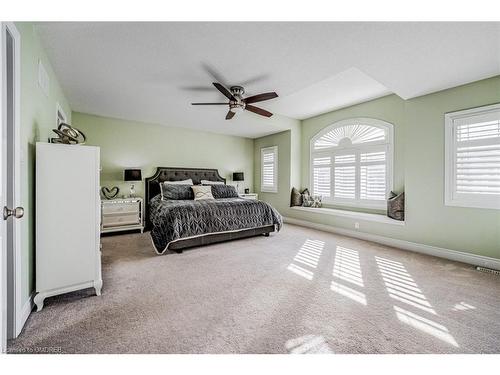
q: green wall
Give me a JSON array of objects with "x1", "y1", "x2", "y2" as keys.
[
  {"x1": 256, "y1": 76, "x2": 500, "y2": 259},
  {"x1": 16, "y1": 22, "x2": 72, "y2": 305},
  {"x1": 254, "y1": 120, "x2": 301, "y2": 217},
  {"x1": 72, "y1": 112, "x2": 256, "y2": 197}
]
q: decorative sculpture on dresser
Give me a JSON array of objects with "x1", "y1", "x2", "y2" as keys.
[
  {"x1": 50, "y1": 122, "x2": 86, "y2": 145},
  {"x1": 101, "y1": 186, "x2": 120, "y2": 199}
]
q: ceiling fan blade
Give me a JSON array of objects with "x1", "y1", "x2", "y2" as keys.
[
  {"x1": 245, "y1": 104, "x2": 273, "y2": 118},
  {"x1": 213, "y1": 82, "x2": 236, "y2": 101},
  {"x1": 191, "y1": 103, "x2": 228, "y2": 105},
  {"x1": 244, "y1": 92, "x2": 278, "y2": 104},
  {"x1": 225, "y1": 111, "x2": 235, "y2": 120},
  {"x1": 181, "y1": 86, "x2": 217, "y2": 92}
]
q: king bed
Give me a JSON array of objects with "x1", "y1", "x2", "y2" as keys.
[{"x1": 145, "y1": 167, "x2": 283, "y2": 254}]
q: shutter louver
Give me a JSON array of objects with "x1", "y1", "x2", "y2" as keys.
[
  {"x1": 360, "y1": 165, "x2": 386, "y2": 200},
  {"x1": 313, "y1": 156, "x2": 331, "y2": 197},
  {"x1": 261, "y1": 146, "x2": 278, "y2": 192},
  {"x1": 360, "y1": 151, "x2": 386, "y2": 201},
  {"x1": 313, "y1": 124, "x2": 386, "y2": 150},
  {"x1": 455, "y1": 118, "x2": 500, "y2": 196},
  {"x1": 334, "y1": 154, "x2": 356, "y2": 199}
]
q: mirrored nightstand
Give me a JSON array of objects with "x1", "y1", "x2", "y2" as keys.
[
  {"x1": 238, "y1": 193, "x2": 258, "y2": 200},
  {"x1": 101, "y1": 197, "x2": 144, "y2": 233}
]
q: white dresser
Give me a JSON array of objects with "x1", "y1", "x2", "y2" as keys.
[
  {"x1": 101, "y1": 198, "x2": 144, "y2": 233},
  {"x1": 35, "y1": 143, "x2": 102, "y2": 311}
]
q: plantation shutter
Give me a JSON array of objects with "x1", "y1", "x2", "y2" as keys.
[
  {"x1": 360, "y1": 150, "x2": 387, "y2": 201},
  {"x1": 333, "y1": 153, "x2": 356, "y2": 199},
  {"x1": 312, "y1": 156, "x2": 331, "y2": 198},
  {"x1": 261, "y1": 146, "x2": 278, "y2": 192},
  {"x1": 453, "y1": 112, "x2": 500, "y2": 197},
  {"x1": 310, "y1": 120, "x2": 392, "y2": 208}
]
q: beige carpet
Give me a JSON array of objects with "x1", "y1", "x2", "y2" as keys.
[{"x1": 8, "y1": 224, "x2": 500, "y2": 354}]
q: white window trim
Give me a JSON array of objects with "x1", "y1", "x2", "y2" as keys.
[
  {"x1": 261, "y1": 145, "x2": 278, "y2": 193},
  {"x1": 310, "y1": 118, "x2": 394, "y2": 210},
  {"x1": 444, "y1": 103, "x2": 500, "y2": 210}
]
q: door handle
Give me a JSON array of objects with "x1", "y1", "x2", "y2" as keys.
[{"x1": 3, "y1": 206, "x2": 24, "y2": 220}]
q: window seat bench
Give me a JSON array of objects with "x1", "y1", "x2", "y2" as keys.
[{"x1": 290, "y1": 206, "x2": 405, "y2": 226}]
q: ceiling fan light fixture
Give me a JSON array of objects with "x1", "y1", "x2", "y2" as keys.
[
  {"x1": 191, "y1": 82, "x2": 278, "y2": 120},
  {"x1": 229, "y1": 103, "x2": 245, "y2": 113}
]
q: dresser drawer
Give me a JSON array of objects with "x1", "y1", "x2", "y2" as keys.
[
  {"x1": 102, "y1": 202, "x2": 140, "y2": 215},
  {"x1": 102, "y1": 212, "x2": 140, "y2": 227}
]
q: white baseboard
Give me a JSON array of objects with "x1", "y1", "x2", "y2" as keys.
[
  {"x1": 16, "y1": 292, "x2": 34, "y2": 337},
  {"x1": 283, "y1": 217, "x2": 500, "y2": 271}
]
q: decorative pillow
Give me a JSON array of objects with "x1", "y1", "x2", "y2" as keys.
[
  {"x1": 290, "y1": 187, "x2": 302, "y2": 207},
  {"x1": 387, "y1": 191, "x2": 405, "y2": 221},
  {"x1": 301, "y1": 188, "x2": 311, "y2": 206},
  {"x1": 164, "y1": 179, "x2": 193, "y2": 185},
  {"x1": 191, "y1": 185, "x2": 215, "y2": 200},
  {"x1": 201, "y1": 179, "x2": 225, "y2": 185},
  {"x1": 302, "y1": 194, "x2": 322, "y2": 208},
  {"x1": 160, "y1": 184, "x2": 194, "y2": 200},
  {"x1": 311, "y1": 195, "x2": 322, "y2": 208},
  {"x1": 211, "y1": 184, "x2": 239, "y2": 199}
]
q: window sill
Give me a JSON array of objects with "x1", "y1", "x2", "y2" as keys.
[{"x1": 290, "y1": 206, "x2": 405, "y2": 226}]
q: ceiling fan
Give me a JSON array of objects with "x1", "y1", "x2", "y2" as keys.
[{"x1": 191, "y1": 83, "x2": 278, "y2": 120}]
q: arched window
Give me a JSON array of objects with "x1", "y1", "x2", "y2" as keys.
[{"x1": 310, "y1": 118, "x2": 394, "y2": 209}]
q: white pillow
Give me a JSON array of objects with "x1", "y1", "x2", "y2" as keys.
[
  {"x1": 191, "y1": 185, "x2": 215, "y2": 200},
  {"x1": 163, "y1": 179, "x2": 193, "y2": 185},
  {"x1": 201, "y1": 179, "x2": 224, "y2": 185}
]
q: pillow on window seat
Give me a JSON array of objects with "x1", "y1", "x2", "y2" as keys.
[
  {"x1": 387, "y1": 191, "x2": 405, "y2": 221},
  {"x1": 290, "y1": 187, "x2": 302, "y2": 207},
  {"x1": 301, "y1": 188, "x2": 311, "y2": 207}
]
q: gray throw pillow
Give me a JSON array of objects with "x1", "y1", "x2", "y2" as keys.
[
  {"x1": 160, "y1": 183, "x2": 194, "y2": 200},
  {"x1": 387, "y1": 191, "x2": 405, "y2": 221},
  {"x1": 290, "y1": 187, "x2": 303, "y2": 207},
  {"x1": 211, "y1": 184, "x2": 239, "y2": 199},
  {"x1": 301, "y1": 188, "x2": 311, "y2": 206}
]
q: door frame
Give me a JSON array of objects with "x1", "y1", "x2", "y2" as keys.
[{"x1": 1, "y1": 22, "x2": 24, "y2": 342}]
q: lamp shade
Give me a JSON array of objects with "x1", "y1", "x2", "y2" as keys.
[
  {"x1": 124, "y1": 169, "x2": 142, "y2": 181},
  {"x1": 233, "y1": 172, "x2": 244, "y2": 182}
]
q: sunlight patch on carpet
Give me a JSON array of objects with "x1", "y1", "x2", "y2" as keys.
[
  {"x1": 394, "y1": 306, "x2": 459, "y2": 347},
  {"x1": 333, "y1": 246, "x2": 364, "y2": 287},
  {"x1": 376, "y1": 256, "x2": 436, "y2": 315},
  {"x1": 330, "y1": 281, "x2": 367, "y2": 305},
  {"x1": 285, "y1": 335, "x2": 333, "y2": 354},
  {"x1": 287, "y1": 239, "x2": 325, "y2": 280}
]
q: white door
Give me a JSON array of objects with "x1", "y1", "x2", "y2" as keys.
[
  {"x1": 1, "y1": 22, "x2": 23, "y2": 353},
  {"x1": 0, "y1": 21, "x2": 8, "y2": 354}
]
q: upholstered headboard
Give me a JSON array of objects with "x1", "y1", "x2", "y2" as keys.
[{"x1": 144, "y1": 167, "x2": 226, "y2": 230}]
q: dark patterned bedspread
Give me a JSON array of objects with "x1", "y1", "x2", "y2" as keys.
[{"x1": 149, "y1": 195, "x2": 283, "y2": 254}]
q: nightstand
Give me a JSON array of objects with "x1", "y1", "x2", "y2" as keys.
[
  {"x1": 239, "y1": 193, "x2": 258, "y2": 200},
  {"x1": 101, "y1": 197, "x2": 144, "y2": 234}
]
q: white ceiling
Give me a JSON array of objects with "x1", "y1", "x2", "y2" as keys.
[{"x1": 35, "y1": 22, "x2": 500, "y2": 138}]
